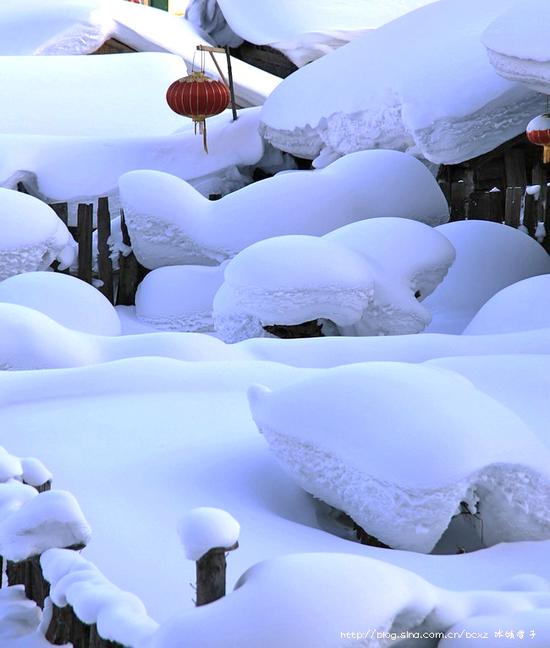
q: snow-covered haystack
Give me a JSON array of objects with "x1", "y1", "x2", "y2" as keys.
[
  {"x1": 187, "y1": 0, "x2": 440, "y2": 67},
  {"x1": 0, "y1": 272, "x2": 121, "y2": 336},
  {"x1": 483, "y1": 0, "x2": 550, "y2": 94},
  {"x1": 0, "y1": 53, "x2": 267, "y2": 201},
  {"x1": 149, "y1": 553, "x2": 550, "y2": 648},
  {"x1": 463, "y1": 275, "x2": 550, "y2": 336},
  {"x1": 135, "y1": 265, "x2": 225, "y2": 332},
  {"x1": 325, "y1": 217, "x2": 456, "y2": 336},
  {"x1": 213, "y1": 236, "x2": 375, "y2": 342},
  {"x1": 41, "y1": 549, "x2": 158, "y2": 645},
  {"x1": 248, "y1": 363, "x2": 550, "y2": 552},
  {"x1": 424, "y1": 221, "x2": 550, "y2": 334},
  {"x1": 0, "y1": 189, "x2": 75, "y2": 281},
  {"x1": 119, "y1": 150, "x2": 449, "y2": 268},
  {"x1": 259, "y1": 0, "x2": 545, "y2": 166}
]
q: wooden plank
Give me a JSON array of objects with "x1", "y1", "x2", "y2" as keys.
[
  {"x1": 97, "y1": 197, "x2": 114, "y2": 304},
  {"x1": 504, "y1": 148, "x2": 527, "y2": 189},
  {"x1": 524, "y1": 190, "x2": 538, "y2": 237},
  {"x1": 116, "y1": 211, "x2": 141, "y2": 306},
  {"x1": 196, "y1": 542, "x2": 238, "y2": 606},
  {"x1": 504, "y1": 187, "x2": 523, "y2": 228},
  {"x1": 77, "y1": 203, "x2": 94, "y2": 284},
  {"x1": 450, "y1": 181, "x2": 467, "y2": 221},
  {"x1": 50, "y1": 203, "x2": 69, "y2": 226}
]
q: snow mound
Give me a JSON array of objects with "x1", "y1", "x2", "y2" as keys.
[
  {"x1": 326, "y1": 217, "x2": 456, "y2": 336},
  {"x1": 0, "y1": 447, "x2": 51, "y2": 488},
  {"x1": 189, "y1": 0, "x2": 440, "y2": 67},
  {"x1": 119, "y1": 150, "x2": 449, "y2": 268},
  {"x1": 424, "y1": 221, "x2": 550, "y2": 334},
  {"x1": 0, "y1": 189, "x2": 75, "y2": 280},
  {"x1": 0, "y1": 490, "x2": 91, "y2": 561},
  {"x1": 259, "y1": 0, "x2": 545, "y2": 165},
  {"x1": 464, "y1": 275, "x2": 550, "y2": 335},
  {"x1": 0, "y1": 272, "x2": 121, "y2": 336},
  {"x1": 41, "y1": 548, "x2": 158, "y2": 645},
  {"x1": 0, "y1": 586, "x2": 43, "y2": 644},
  {"x1": 178, "y1": 507, "x2": 240, "y2": 560},
  {"x1": 248, "y1": 363, "x2": 550, "y2": 552},
  {"x1": 483, "y1": 0, "x2": 550, "y2": 94},
  {"x1": 213, "y1": 235, "x2": 374, "y2": 342},
  {"x1": 0, "y1": 481, "x2": 38, "y2": 521},
  {"x1": 135, "y1": 265, "x2": 225, "y2": 332}
]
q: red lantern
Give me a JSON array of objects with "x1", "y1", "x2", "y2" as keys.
[
  {"x1": 166, "y1": 72, "x2": 230, "y2": 153},
  {"x1": 526, "y1": 113, "x2": 550, "y2": 164}
]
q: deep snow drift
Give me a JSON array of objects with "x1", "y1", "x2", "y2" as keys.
[
  {"x1": 119, "y1": 150, "x2": 449, "y2": 268},
  {"x1": 259, "y1": 0, "x2": 546, "y2": 166}
]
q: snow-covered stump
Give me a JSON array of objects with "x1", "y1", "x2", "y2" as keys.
[{"x1": 178, "y1": 508, "x2": 240, "y2": 606}]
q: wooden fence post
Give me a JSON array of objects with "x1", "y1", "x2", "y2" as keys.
[
  {"x1": 504, "y1": 187, "x2": 523, "y2": 228},
  {"x1": 116, "y1": 211, "x2": 142, "y2": 306},
  {"x1": 77, "y1": 203, "x2": 94, "y2": 284},
  {"x1": 195, "y1": 542, "x2": 238, "y2": 606},
  {"x1": 524, "y1": 190, "x2": 538, "y2": 237},
  {"x1": 97, "y1": 197, "x2": 114, "y2": 304}
]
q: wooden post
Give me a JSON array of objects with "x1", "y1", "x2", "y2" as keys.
[
  {"x1": 524, "y1": 190, "x2": 538, "y2": 237},
  {"x1": 195, "y1": 542, "x2": 238, "y2": 606},
  {"x1": 97, "y1": 197, "x2": 114, "y2": 304},
  {"x1": 449, "y1": 181, "x2": 468, "y2": 221},
  {"x1": 225, "y1": 46, "x2": 238, "y2": 122},
  {"x1": 116, "y1": 211, "x2": 141, "y2": 306},
  {"x1": 6, "y1": 555, "x2": 50, "y2": 608},
  {"x1": 77, "y1": 203, "x2": 94, "y2": 284},
  {"x1": 504, "y1": 187, "x2": 523, "y2": 228}
]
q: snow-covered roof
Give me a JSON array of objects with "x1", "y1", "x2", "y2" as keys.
[
  {"x1": 188, "y1": 0, "x2": 440, "y2": 67},
  {"x1": 260, "y1": 0, "x2": 546, "y2": 166},
  {"x1": 482, "y1": 0, "x2": 550, "y2": 94},
  {"x1": 0, "y1": 0, "x2": 279, "y2": 107}
]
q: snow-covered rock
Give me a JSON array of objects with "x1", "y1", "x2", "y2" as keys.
[
  {"x1": 424, "y1": 221, "x2": 550, "y2": 334},
  {"x1": 119, "y1": 150, "x2": 449, "y2": 268},
  {"x1": 0, "y1": 490, "x2": 91, "y2": 561},
  {"x1": 248, "y1": 363, "x2": 550, "y2": 552},
  {"x1": 259, "y1": 0, "x2": 545, "y2": 165},
  {"x1": 178, "y1": 507, "x2": 240, "y2": 560},
  {"x1": 326, "y1": 217, "x2": 456, "y2": 336},
  {"x1": 135, "y1": 265, "x2": 225, "y2": 332},
  {"x1": 213, "y1": 236, "x2": 374, "y2": 342},
  {"x1": 483, "y1": 0, "x2": 550, "y2": 94},
  {"x1": 0, "y1": 189, "x2": 75, "y2": 281},
  {"x1": 41, "y1": 549, "x2": 158, "y2": 645},
  {"x1": 188, "y1": 0, "x2": 440, "y2": 67},
  {"x1": 463, "y1": 275, "x2": 550, "y2": 336},
  {"x1": 0, "y1": 53, "x2": 265, "y2": 202},
  {"x1": 0, "y1": 272, "x2": 121, "y2": 337}
]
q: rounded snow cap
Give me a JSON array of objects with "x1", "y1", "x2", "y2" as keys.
[{"x1": 178, "y1": 507, "x2": 240, "y2": 561}]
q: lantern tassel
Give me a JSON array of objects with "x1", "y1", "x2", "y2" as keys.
[
  {"x1": 202, "y1": 119, "x2": 208, "y2": 154},
  {"x1": 544, "y1": 145, "x2": 550, "y2": 165}
]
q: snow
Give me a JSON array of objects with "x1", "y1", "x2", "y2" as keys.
[
  {"x1": 0, "y1": 481, "x2": 37, "y2": 520},
  {"x1": 0, "y1": 54, "x2": 265, "y2": 202},
  {"x1": 483, "y1": 0, "x2": 550, "y2": 94},
  {"x1": 0, "y1": 189, "x2": 75, "y2": 281},
  {"x1": 424, "y1": 221, "x2": 550, "y2": 334},
  {"x1": 19, "y1": 458, "x2": 52, "y2": 490},
  {"x1": 119, "y1": 150, "x2": 449, "y2": 268},
  {"x1": 214, "y1": 219, "x2": 455, "y2": 342},
  {"x1": 188, "y1": 0, "x2": 440, "y2": 67},
  {"x1": 0, "y1": 0, "x2": 280, "y2": 108},
  {"x1": 248, "y1": 362, "x2": 550, "y2": 552},
  {"x1": 0, "y1": 448, "x2": 23, "y2": 483},
  {"x1": 0, "y1": 587, "x2": 44, "y2": 646},
  {"x1": 259, "y1": 0, "x2": 546, "y2": 165},
  {"x1": 463, "y1": 275, "x2": 550, "y2": 336},
  {"x1": 0, "y1": 272, "x2": 121, "y2": 337},
  {"x1": 178, "y1": 507, "x2": 240, "y2": 560},
  {"x1": 0, "y1": 490, "x2": 91, "y2": 562},
  {"x1": 213, "y1": 235, "x2": 374, "y2": 342},
  {"x1": 41, "y1": 548, "x2": 158, "y2": 645},
  {"x1": 135, "y1": 264, "x2": 225, "y2": 332}
]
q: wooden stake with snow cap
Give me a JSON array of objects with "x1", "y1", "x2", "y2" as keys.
[{"x1": 178, "y1": 507, "x2": 240, "y2": 606}]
